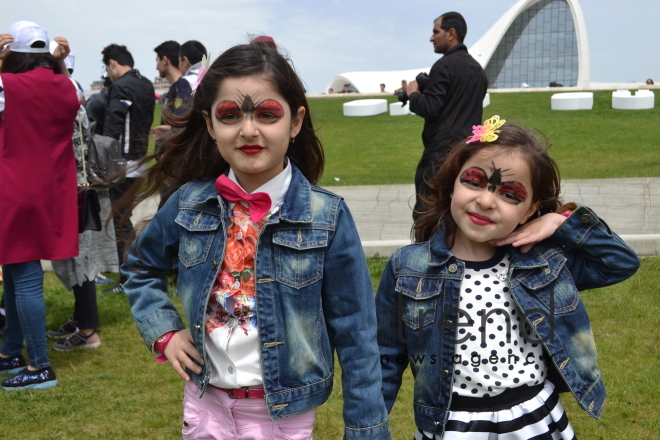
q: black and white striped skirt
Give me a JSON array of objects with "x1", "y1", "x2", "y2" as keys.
[{"x1": 414, "y1": 381, "x2": 576, "y2": 440}]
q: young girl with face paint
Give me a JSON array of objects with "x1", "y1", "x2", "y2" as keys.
[
  {"x1": 376, "y1": 117, "x2": 640, "y2": 439},
  {"x1": 120, "y1": 43, "x2": 391, "y2": 439}
]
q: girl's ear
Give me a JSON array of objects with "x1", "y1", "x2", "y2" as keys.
[
  {"x1": 520, "y1": 201, "x2": 542, "y2": 224},
  {"x1": 202, "y1": 110, "x2": 215, "y2": 140},
  {"x1": 290, "y1": 106, "x2": 305, "y2": 138}
]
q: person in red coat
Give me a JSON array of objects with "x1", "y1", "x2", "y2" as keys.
[{"x1": 0, "y1": 21, "x2": 80, "y2": 391}]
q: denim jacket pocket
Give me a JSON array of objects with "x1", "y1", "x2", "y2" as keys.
[
  {"x1": 273, "y1": 228, "x2": 328, "y2": 289},
  {"x1": 175, "y1": 209, "x2": 222, "y2": 268},
  {"x1": 395, "y1": 276, "x2": 444, "y2": 330},
  {"x1": 518, "y1": 253, "x2": 579, "y2": 314}
]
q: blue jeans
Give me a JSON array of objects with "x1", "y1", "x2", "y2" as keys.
[{"x1": 0, "y1": 261, "x2": 51, "y2": 369}]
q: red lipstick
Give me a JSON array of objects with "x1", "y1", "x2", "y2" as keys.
[
  {"x1": 468, "y1": 213, "x2": 494, "y2": 226},
  {"x1": 239, "y1": 145, "x2": 264, "y2": 155}
]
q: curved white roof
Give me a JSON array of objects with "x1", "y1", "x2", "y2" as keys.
[
  {"x1": 326, "y1": 0, "x2": 590, "y2": 91},
  {"x1": 470, "y1": 0, "x2": 590, "y2": 87},
  {"x1": 325, "y1": 69, "x2": 431, "y2": 94}
]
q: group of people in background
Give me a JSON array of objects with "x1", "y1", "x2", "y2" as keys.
[
  {"x1": 0, "y1": 13, "x2": 644, "y2": 440},
  {"x1": 0, "y1": 20, "x2": 208, "y2": 391}
]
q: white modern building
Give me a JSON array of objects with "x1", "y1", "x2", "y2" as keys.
[{"x1": 325, "y1": 0, "x2": 590, "y2": 93}]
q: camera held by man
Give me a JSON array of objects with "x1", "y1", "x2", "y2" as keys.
[{"x1": 394, "y1": 72, "x2": 429, "y2": 106}]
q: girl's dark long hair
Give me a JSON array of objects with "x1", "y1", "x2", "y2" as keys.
[
  {"x1": 0, "y1": 46, "x2": 61, "y2": 74},
  {"x1": 413, "y1": 123, "x2": 562, "y2": 246},
  {"x1": 116, "y1": 43, "x2": 324, "y2": 249}
]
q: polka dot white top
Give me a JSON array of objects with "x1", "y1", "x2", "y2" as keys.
[{"x1": 452, "y1": 248, "x2": 548, "y2": 398}]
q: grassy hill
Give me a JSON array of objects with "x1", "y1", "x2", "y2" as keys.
[{"x1": 309, "y1": 91, "x2": 660, "y2": 187}]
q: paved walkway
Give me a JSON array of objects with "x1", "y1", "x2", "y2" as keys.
[{"x1": 129, "y1": 177, "x2": 660, "y2": 257}]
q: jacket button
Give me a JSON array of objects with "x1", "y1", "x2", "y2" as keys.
[
  {"x1": 581, "y1": 214, "x2": 591, "y2": 223},
  {"x1": 194, "y1": 325, "x2": 202, "y2": 332},
  {"x1": 441, "y1": 369, "x2": 449, "y2": 378},
  {"x1": 444, "y1": 320, "x2": 453, "y2": 329},
  {"x1": 211, "y1": 260, "x2": 218, "y2": 269},
  {"x1": 433, "y1": 421, "x2": 440, "y2": 427},
  {"x1": 448, "y1": 264, "x2": 458, "y2": 273}
]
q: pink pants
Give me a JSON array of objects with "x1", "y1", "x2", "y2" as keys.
[{"x1": 182, "y1": 382, "x2": 316, "y2": 440}]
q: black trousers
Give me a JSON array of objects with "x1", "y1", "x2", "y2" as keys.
[
  {"x1": 109, "y1": 178, "x2": 136, "y2": 284},
  {"x1": 72, "y1": 280, "x2": 99, "y2": 329},
  {"x1": 413, "y1": 146, "x2": 450, "y2": 221}
]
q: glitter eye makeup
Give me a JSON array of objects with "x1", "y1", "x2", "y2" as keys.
[
  {"x1": 254, "y1": 99, "x2": 284, "y2": 118},
  {"x1": 215, "y1": 101, "x2": 240, "y2": 120},
  {"x1": 460, "y1": 165, "x2": 528, "y2": 204},
  {"x1": 499, "y1": 183, "x2": 528, "y2": 204},
  {"x1": 215, "y1": 97, "x2": 285, "y2": 124},
  {"x1": 460, "y1": 167, "x2": 488, "y2": 188}
]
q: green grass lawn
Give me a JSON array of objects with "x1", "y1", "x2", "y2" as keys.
[
  {"x1": 310, "y1": 91, "x2": 660, "y2": 187},
  {"x1": 2, "y1": 257, "x2": 658, "y2": 439},
  {"x1": 4, "y1": 92, "x2": 655, "y2": 438}
]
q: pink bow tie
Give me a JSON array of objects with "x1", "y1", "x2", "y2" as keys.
[{"x1": 215, "y1": 175, "x2": 272, "y2": 222}]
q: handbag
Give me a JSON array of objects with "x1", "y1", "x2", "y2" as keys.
[
  {"x1": 87, "y1": 133, "x2": 127, "y2": 187},
  {"x1": 77, "y1": 119, "x2": 103, "y2": 233}
]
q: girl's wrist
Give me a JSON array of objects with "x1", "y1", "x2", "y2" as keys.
[{"x1": 154, "y1": 331, "x2": 178, "y2": 355}]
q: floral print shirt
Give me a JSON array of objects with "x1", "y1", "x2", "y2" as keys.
[
  {"x1": 206, "y1": 202, "x2": 266, "y2": 336},
  {"x1": 204, "y1": 163, "x2": 291, "y2": 388}
]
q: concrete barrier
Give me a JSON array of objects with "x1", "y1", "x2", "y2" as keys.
[
  {"x1": 612, "y1": 89, "x2": 655, "y2": 110},
  {"x1": 551, "y1": 92, "x2": 593, "y2": 110},
  {"x1": 343, "y1": 99, "x2": 388, "y2": 117}
]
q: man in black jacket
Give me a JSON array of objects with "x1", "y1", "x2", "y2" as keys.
[
  {"x1": 84, "y1": 67, "x2": 111, "y2": 135},
  {"x1": 407, "y1": 12, "x2": 487, "y2": 220},
  {"x1": 102, "y1": 43, "x2": 155, "y2": 293}
]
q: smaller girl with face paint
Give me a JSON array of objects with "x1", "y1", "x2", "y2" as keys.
[
  {"x1": 376, "y1": 117, "x2": 639, "y2": 440},
  {"x1": 120, "y1": 43, "x2": 391, "y2": 439}
]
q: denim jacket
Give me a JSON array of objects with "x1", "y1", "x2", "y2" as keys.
[
  {"x1": 123, "y1": 165, "x2": 391, "y2": 439},
  {"x1": 376, "y1": 205, "x2": 640, "y2": 436}
]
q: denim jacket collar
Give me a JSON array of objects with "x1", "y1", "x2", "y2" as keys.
[
  {"x1": 183, "y1": 163, "x2": 314, "y2": 224},
  {"x1": 428, "y1": 228, "x2": 454, "y2": 267},
  {"x1": 427, "y1": 226, "x2": 551, "y2": 269}
]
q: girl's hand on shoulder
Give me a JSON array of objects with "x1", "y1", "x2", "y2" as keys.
[
  {"x1": 0, "y1": 34, "x2": 14, "y2": 60},
  {"x1": 489, "y1": 213, "x2": 567, "y2": 253},
  {"x1": 163, "y1": 329, "x2": 204, "y2": 381}
]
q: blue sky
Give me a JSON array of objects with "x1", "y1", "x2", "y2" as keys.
[{"x1": 3, "y1": 0, "x2": 657, "y2": 94}]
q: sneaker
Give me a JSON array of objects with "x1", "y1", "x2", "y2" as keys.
[
  {"x1": 53, "y1": 330, "x2": 101, "y2": 351},
  {"x1": 0, "y1": 354, "x2": 27, "y2": 375},
  {"x1": 103, "y1": 282, "x2": 124, "y2": 294},
  {"x1": 2, "y1": 366, "x2": 58, "y2": 391},
  {"x1": 95, "y1": 273, "x2": 115, "y2": 285},
  {"x1": 47, "y1": 318, "x2": 78, "y2": 339}
]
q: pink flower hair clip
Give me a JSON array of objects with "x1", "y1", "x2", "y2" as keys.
[
  {"x1": 466, "y1": 115, "x2": 506, "y2": 144},
  {"x1": 192, "y1": 53, "x2": 211, "y2": 94}
]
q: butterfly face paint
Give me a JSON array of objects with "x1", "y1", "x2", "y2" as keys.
[
  {"x1": 215, "y1": 101, "x2": 241, "y2": 121},
  {"x1": 459, "y1": 163, "x2": 528, "y2": 205},
  {"x1": 215, "y1": 96, "x2": 285, "y2": 124},
  {"x1": 255, "y1": 100, "x2": 284, "y2": 118}
]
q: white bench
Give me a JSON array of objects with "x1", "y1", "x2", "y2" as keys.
[
  {"x1": 612, "y1": 89, "x2": 655, "y2": 110},
  {"x1": 483, "y1": 92, "x2": 490, "y2": 108},
  {"x1": 551, "y1": 92, "x2": 593, "y2": 110},
  {"x1": 343, "y1": 99, "x2": 388, "y2": 117},
  {"x1": 389, "y1": 102, "x2": 411, "y2": 116}
]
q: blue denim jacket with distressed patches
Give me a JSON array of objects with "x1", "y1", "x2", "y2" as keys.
[
  {"x1": 122, "y1": 164, "x2": 391, "y2": 439},
  {"x1": 376, "y1": 205, "x2": 639, "y2": 436}
]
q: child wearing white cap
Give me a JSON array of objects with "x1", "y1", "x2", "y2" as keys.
[{"x1": 0, "y1": 21, "x2": 81, "y2": 391}]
